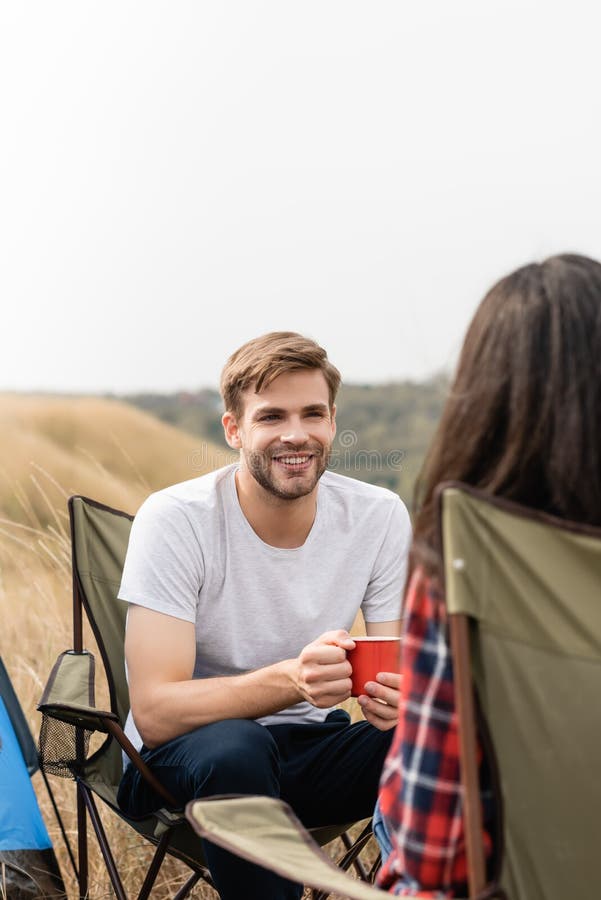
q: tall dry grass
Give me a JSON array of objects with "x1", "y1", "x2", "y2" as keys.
[
  {"x1": 0, "y1": 395, "x2": 375, "y2": 899},
  {"x1": 0, "y1": 394, "x2": 235, "y2": 526}
]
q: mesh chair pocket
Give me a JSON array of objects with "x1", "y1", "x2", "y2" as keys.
[{"x1": 38, "y1": 711, "x2": 92, "y2": 779}]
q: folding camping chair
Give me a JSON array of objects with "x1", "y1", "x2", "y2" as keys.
[
  {"x1": 37, "y1": 495, "x2": 380, "y2": 899},
  {"x1": 187, "y1": 484, "x2": 601, "y2": 900}
]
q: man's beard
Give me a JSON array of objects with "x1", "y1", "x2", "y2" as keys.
[{"x1": 243, "y1": 444, "x2": 330, "y2": 500}]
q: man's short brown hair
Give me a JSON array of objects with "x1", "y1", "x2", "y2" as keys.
[{"x1": 220, "y1": 331, "x2": 341, "y2": 417}]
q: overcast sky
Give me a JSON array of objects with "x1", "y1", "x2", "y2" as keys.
[{"x1": 2, "y1": 1, "x2": 601, "y2": 394}]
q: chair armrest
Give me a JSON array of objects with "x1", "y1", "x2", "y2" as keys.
[
  {"x1": 186, "y1": 796, "x2": 385, "y2": 899},
  {"x1": 100, "y1": 717, "x2": 179, "y2": 809},
  {"x1": 37, "y1": 700, "x2": 118, "y2": 733},
  {"x1": 37, "y1": 649, "x2": 116, "y2": 733},
  {"x1": 38, "y1": 649, "x2": 178, "y2": 808}
]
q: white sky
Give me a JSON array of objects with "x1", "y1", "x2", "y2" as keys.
[{"x1": 2, "y1": 1, "x2": 601, "y2": 393}]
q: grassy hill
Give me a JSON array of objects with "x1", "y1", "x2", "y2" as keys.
[{"x1": 0, "y1": 393, "x2": 235, "y2": 531}]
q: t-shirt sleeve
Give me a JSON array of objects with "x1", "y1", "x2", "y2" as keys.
[
  {"x1": 118, "y1": 492, "x2": 204, "y2": 623},
  {"x1": 361, "y1": 497, "x2": 412, "y2": 623}
]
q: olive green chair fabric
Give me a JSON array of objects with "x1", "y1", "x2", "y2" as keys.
[
  {"x1": 38, "y1": 495, "x2": 377, "y2": 899},
  {"x1": 442, "y1": 484, "x2": 601, "y2": 900},
  {"x1": 188, "y1": 796, "x2": 383, "y2": 900}
]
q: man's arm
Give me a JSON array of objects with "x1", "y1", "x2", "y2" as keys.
[
  {"x1": 365, "y1": 619, "x2": 401, "y2": 638},
  {"x1": 126, "y1": 605, "x2": 356, "y2": 748}
]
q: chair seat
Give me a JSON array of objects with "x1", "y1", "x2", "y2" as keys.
[{"x1": 89, "y1": 774, "x2": 362, "y2": 870}]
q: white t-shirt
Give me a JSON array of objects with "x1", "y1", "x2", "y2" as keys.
[{"x1": 119, "y1": 464, "x2": 411, "y2": 750}]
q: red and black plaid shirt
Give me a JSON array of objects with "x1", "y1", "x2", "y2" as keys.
[{"x1": 376, "y1": 569, "x2": 493, "y2": 896}]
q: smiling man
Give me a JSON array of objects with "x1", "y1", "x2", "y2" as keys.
[{"x1": 117, "y1": 332, "x2": 411, "y2": 900}]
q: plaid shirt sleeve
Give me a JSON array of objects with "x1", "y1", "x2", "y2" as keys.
[{"x1": 376, "y1": 569, "x2": 493, "y2": 897}]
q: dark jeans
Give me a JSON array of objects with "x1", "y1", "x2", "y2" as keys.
[{"x1": 117, "y1": 710, "x2": 393, "y2": 900}]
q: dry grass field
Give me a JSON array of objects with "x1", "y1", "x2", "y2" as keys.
[{"x1": 0, "y1": 395, "x2": 376, "y2": 899}]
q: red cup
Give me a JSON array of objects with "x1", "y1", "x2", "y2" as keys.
[{"x1": 347, "y1": 636, "x2": 400, "y2": 698}]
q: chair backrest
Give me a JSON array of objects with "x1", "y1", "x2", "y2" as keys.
[
  {"x1": 441, "y1": 484, "x2": 601, "y2": 900},
  {"x1": 69, "y1": 495, "x2": 133, "y2": 786}
]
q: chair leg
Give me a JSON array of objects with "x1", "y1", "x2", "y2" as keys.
[
  {"x1": 334, "y1": 823, "x2": 373, "y2": 875},
  {"x1": 75, "y1": 777, "x2": 214, "y2": 900},
  {"x1": 41, "y1": 767, "x2": 79, "y2": 884},
  {"x1": 311, "y1": 887, "x2": 329, "y2": 900},
  {"x1": 136, "y1": 830, "x2": 172, "y2": 900},
  {"x1": 311, "y1": 824, "x2": 375, "y2": 900},
  {"x1": 340, "y1": 831, "x2": 369, "y2": 881},
  {"x1": 77, "y1": 787, "x2": 212, "y2": 900},
  {"x1": 171, "y1": 871, "x2": 206, "y2": 899},
  {"x1": 76, "y1": 783, "x2": 89, "y2": 899},
  {"x1": 80, "y1": 788, "x2": 128, "y2": 900},
  {"x1": 368, "y1": 853, "x2": 382, "y2": 882}
]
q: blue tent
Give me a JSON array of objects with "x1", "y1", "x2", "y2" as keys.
[{"x1": 0, "y1": 656, "x2": 67, "y2": 897}]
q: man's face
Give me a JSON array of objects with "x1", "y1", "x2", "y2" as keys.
[{"x1": 223, "y1": 369, "x2": 336, "y2": 501}]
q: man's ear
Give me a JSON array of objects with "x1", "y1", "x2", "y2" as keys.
[
  {"x1": 222, "y1": 411, "x2": 242, "y2": 449},
  {"x1": 330, "y1": 404, "x2": 337, "y2": 439}
]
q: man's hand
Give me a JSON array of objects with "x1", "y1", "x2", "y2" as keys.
[
  {"x1": 357, "y1": 672, "x2": 401, "y2": 731},
  {"x1": 295, "y1": 630, "x2": 355, "y2": 708}
]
